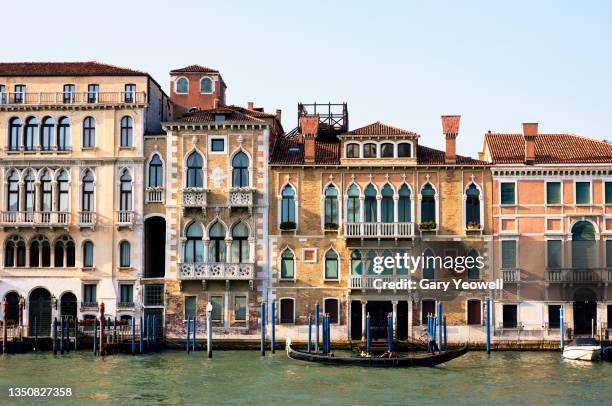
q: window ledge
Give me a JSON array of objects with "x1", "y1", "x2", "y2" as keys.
[
  {"x1": 81, "y1": 267, "x2": 96, "y2": 272},
  {"x1": 324, "y1": 278, "x2": 340, "y2": 282},
  {"x1": 119, "y1": 146, "x2": 135, "y2": 150},
  {"x1": 546, "y1": 203, "x2": 562, "y2": 207},
  {"x1": 81, "y1": 147, "x2": 96, "y2": 151},
  {"x1": 499, "y1": 203, "x2": 517, "y2": 207},
  {"x1": 279, "y1": 278, "x2": 296, "y2": 282},
  {"x1": 575, "y1": 203, "x2": 592, "y2": 206},
  {"x1": 118, "y1": 266, "x2": 133, "y2": 272}
]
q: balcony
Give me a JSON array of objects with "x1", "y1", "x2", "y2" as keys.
[
  {"x1": 228, "y1": 187, "x2": 254, "y2": 212},
  {"x1": 344, "y1": 222, "x2": 413, "y2": 238},
  {"x1": 116, "y1": 211, "x2": 134, "y2": 228},
  {"x1": 181, "y1": 188, "x2": 208, "y2": 213},
  {"x1": 546, "y1": 268, "x2": 612, "y2": 283},
  {"x1": 146, "y1": 187, "x2": 164, "y2": 203},
  {"x1": 4, "y1": 145, "x2": 72, "y2": 155},
  {"x1": 80, "y1": 302, "x2": 99, "y2": 311},
  {"x1": 501, "y1": 268, "x2": 521, "y2": 283},
  {"x1": 0, "y1": 91, "x2": 147, "y2": 109},
  {"x1": 178, "y1": 262, "x2": 254, "y2": 288},
  {"x1": 349, "y1": 274, "x2": 410, "y2": 290},
  {"x1": 78, "y1": 211, "x2": 96, "y2": 228},
  {"x1": 116, "y1": 301, "x2": 135, "y2": 309},
  {"x1": 0, "y1": 211, "x2": 69, "y2": 228}
]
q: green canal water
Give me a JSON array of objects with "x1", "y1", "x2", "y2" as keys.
[{"x1": 0, "y1": 350, "x2": 610, "y2": 405}]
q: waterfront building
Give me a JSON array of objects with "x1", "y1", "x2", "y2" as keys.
[
  {"x1": 0, "y1": 62, "x2": 169, "y2": 333},
  {"x1": 268, "y1": 105, "x2": 494, "y2": 340},
  {"x1": 482, "y1": 123, "x2": 612, "y2": 339}
]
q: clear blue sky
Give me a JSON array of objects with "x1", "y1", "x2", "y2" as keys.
[{"x1": 4, "y1": 0, "x2": 611, "y2": 156}]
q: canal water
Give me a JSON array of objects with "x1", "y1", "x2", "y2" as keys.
[{"x1": 0, "y1": 351, "x2": 610, "y2": 405}]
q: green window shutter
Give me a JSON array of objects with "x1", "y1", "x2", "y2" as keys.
[
  {"x1": 234, "y1": 296, "x2": 247, "y2": 321},
  {"x1": 211, "y1": 296, "x2": 222, "y2": 321},
  {"x1": 575, "y1": 182, "x2": 590, "y2": 204},
  {"x1": 501, "y1": 241, "x2": 517, "y2": 268},
  {"x1": 546, "y1": 182, "x2": 561, "y2": 204},
  {"x1": 605, "y1": 182, "x2": 612, "y2": 204},
  {"x1": 500, "y1": 183, "x2": 515, "y2": 205},
  {"x1": 185, "y1": 296, "x2": 196, "y2": 319},
  {"x1": 546, "y1": 240, "x2": 562, "y2": 269}
]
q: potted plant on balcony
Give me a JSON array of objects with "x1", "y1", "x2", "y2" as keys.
[
  {"x1": 280, "y1": 221, "x2": 296, "y2": 230},
  {"x1": 466, "y1": 221, "x2": 481, "y2": 230},
  {"x1": 419, "y1": 221, "x2": 436, "y2": 231}
]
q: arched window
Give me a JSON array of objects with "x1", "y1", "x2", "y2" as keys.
[
  {"x1": 41, "y1": 239, "x2": 50, "y2": 267},
  {"x1": 231, "y1": 222, "x2": 250, "y2": 263},
  {"x1": 119, "y1": 170, "x2": 132, "y2": 211},
  {"x1": 40, "y1": 170, "x2": 52, "y2": 213},
  {"x1": 148, "y1": 154, "x2": 163, "y2": 187},
  {"x1": 81, "y1": 170, "x2": 94, "y2": 212},
  {"x1": 381, "y1": 143, "x2": 394, "y2": 158},
  {"x1": 324, "y1": 185, "x2": 339, "y2": 228},
  {"x1": 83, "y1": 241, "x2": 94, "y2": 268},
  {"x1": 364, "y1": 184, "x2": 377, "y2": 222},
  {"x1": 120, "y1": 116, "x2": 133, "y2": 147},
  {"x1": 54, "y1": 239, "x2": 64, "y2": 267},
  {"x1": 184, "y1": 222, "x2": 204, "y2": 263},
  {"x1": 176, "y1": 77, "x2": 188, "y2": 93},
  {"x1": 208, "y1": 222, "x2": 226, "y2": 262},
  {"x1": 24, "y1": 171, "x2": 35, "y2": 212},
  {"x1": 347, "y1": 184, "x2": 360, "y2": 222},
  {"x1": 381, "y1": 184, "x2": 394, "y2": 223},
  {"x1": 346, "y1": 143, "x2": 359, "y2": 158},
  {"x1": 280, "y1": 185, "x2": 296, "y2": 227},
  {"x1": 398, "y1": 184, "x2": 411, "y2": 222},
  {"x1": 467, "y1": 249, "x2": 480, "y2": 280},
  {"x1": 30, "y1": 240, "x2": 40, "y2": 267},
  {"x1": 186, "y1": 151, "x2": 204, "y2": 187},
  {"x1": 423, "y1": 248, "x2": 435, "y2": 279},
  {"x1": 420, "y1": 184, "x2": 436, "y2": 224},
  {"x1": 382, "y1": 249, "x2": 394, "y2": 275},
  {"x1": 120, "y1": 241, "x2": 131, "y2": 267},
  {"x1": 280, "y1": 249, "x2": 294, "y2": 279},
  {"x1": 53, "y1": 236, "x2": 74, "y2": 267},
  {"x1": 571, "y1": 221, "x2": 596, "y2": 268},
  {"x1": 57, "y1": 117, "x2": 70, "y2": 151},
  {"x1": 6, "y1": 170, "x2": 19, "y2": 211},
  {"x1": 8, "y1": 117, "x2": 21, "y2": 151},
  {"x1": 4, "y1": 236, "x2": 25, "y2": 267},
  {"x1": 351, "y1": 250, "x2": 362, "y2": 275},
  {"x1": 466, "y1": 183, "x2": 480, "y2": 227},
  {"x1": 57, "y1": 170, "x2": 69, "y2": 212},
  {"x1": 231, "y1": 151, "x2": 249, "y2": 187},
  {"x1": 24, "y1": 117, "x2": 38, "y2": 151},
  {"x1": 398, "y1": 142, "x2": 411, "y2": 158},
  {"x1": 366, "y1": 250, "x2": 377, "y2": 275},
  {"x1": 41, "y1": 117, "x2": 54, "y2": 151},
  {"x1": 4, "y1": 292, "x2": 20, "y2": 325},
  {"x1": 324, "y1": 249, "x2": 339, "y2": 280},
  {"x1": 66, "y1": 239, "x2": 75, "y2": 267},
  {"x1": 29, "y1": 235, "x2": 50, "y2": 268},
  {"x1": 200, "y1": 77, "x2": 213, "y2": 93},
  {"x1": 363, "y1": 143, "x2": 377, "y2": 158},
  {"x1": 83, "y1": 116, "x2": 95, "y2": 148}
]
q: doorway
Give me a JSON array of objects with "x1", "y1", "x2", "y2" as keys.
[
  {"x1": 366, "y1": 301, "x2": 392, "y2": 339},
  {"x1": 144, "y1": 216, "x2": 166, "y2": 278},
  {"x1": 573, "y1": 288, "x2": 597, "y2": 335},
  {"x1": 28, "y1": 288, "x2": 52, "y2": 336}
]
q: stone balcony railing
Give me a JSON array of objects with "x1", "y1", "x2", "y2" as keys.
[
  {"x1": 228, "y1": 187, "x2": 254, "y2": 211},
  {"x1": 78, "y1": 211, "x2": 96, "y2": 227},
  {"x1": 344, "y1": 222, "x2": 413, "y2": 238},
  {"x1": 80, "y1": 302, "x2": 99, "y2": 311},
  {"x1": 178, "y1": 262, "x2": 254, "y2": 287},
  {"x1": 1, "y1": 211, "x2": 69, "y2": 227},
  {"x1": 546, "y1": 268, "x2": 612, "y2": 283},
  {"x1": 181, "y1": 188, "x2": 208, "y2": 211},
  {"x1": 0, "y1": 91, "x2": 147, "y2": 108},
  {"x1": 501, "y1": 268, "x2": 521, "y2": 283},
  {"x1": 349, "y1": 274, "x2": 410, "y2": 289},
  {"x1": 116, "y1": 210, "x2": 134, "y2": 227},
  {"x1": 116, "y1": 301, "x2": 135, "y2": 309},
  {"x1": 146, "y1": 187, "x2": 164, "y2": 203}
]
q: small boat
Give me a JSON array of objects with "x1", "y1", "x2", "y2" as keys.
[
  {"x1": 601, "y1": 346, "x2": 612, "y2": 362},
  {"x1": 562, "y1": 337, "x2": 601, "y2": 361},
  {"x1": 285, "y1": 338, "x2": 468, "y2": 367}
]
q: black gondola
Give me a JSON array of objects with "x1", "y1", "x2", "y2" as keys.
[{"x1": 286, "y1": 339, "x2": 469, "y2": 367}]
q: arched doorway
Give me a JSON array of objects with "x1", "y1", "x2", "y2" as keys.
[
  {"x1": 144, "y1": 216, "x2": 166, "y2": 278},
  {"x1": 4, "y1": 292, "x2": 20, "y2": 325},
  {"x1": 60, "y1": 292, "x2": 77, "y2": 321},
  {"x1": 573, "y1": 288, "x2": 597, "y2": 335},
  {"x1": 571, "y1": 221, "x2": 596, "y2": 268},
  {"x1": 28, "y1": 288, "x2": 52, "y2": 336}
]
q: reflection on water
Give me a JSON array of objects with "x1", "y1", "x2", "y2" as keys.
[{"x1": 0, "y1": 351, "x2": 610, "y2": 405}]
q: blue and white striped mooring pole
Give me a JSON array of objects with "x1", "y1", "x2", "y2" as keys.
[
  {"x1": 387, "y1": 313, "x2": 393, "y2": 353},
  {"x1": 560, "y1": 306, "x2": 565, "y2": 352},
  {"x1": 260, "y1": 302, "x2": 266, "y2": 356},
  {"x1": 315, "y1": 303, "x2": 320, "y2": 353},
  {"x1": 366, "y1": 313, "x2": 371, "y2": 354},
  {"x1": 485, "y1": 298, "x2": 491, "y2": 354},
  {"x1": 271, "y1": 302, "x2": 276, "y2": 353},
  {"x1": 131, "y1": 317, "x2": 135, "y2": 355}
]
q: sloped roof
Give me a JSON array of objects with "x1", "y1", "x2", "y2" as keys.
[
  {"x1": 417, "y1": 145, "x2": 486, "y2": 165},
  {"x1": 0, "y1": 61, "x2": 147, "y2": 76},
  {"x1": 175, "y1": 107, "x2": 266, "y2": 124},
  {"x1": 170, "y1": 65, "x2": 219, "y2": 74},
  {"x1": 344, "y1": 121, "x2": 418, "y2": 136}
]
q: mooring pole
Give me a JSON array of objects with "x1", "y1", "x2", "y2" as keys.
[
  {"x1": 366, "y1": 313, "x2": 371, "y2": 354},
  {"x1": 33, "y1": 317, "x2": 38, "y2": 351},
  {"x1": 52, "y1": 318, "x2": 57, "y2": 355},
  {"x1": 485, "y1": 298, "x2": 491, "y2": 355},
  {"x1": 307, "y1": 314, "x2": 312, "y2": 353},
  {"x1": 560, "y1": 306, "x2": 565, "y2": 351},
  {"x1": 74, "y1": 318, "x2": 78, "y2": 351},
  {"x1": 387, "y1": 313, "x2": 393, "y2": 353},
  {"x1": 139, "y1": 316, "x2": 143, "y2": 354},
  {"x1": 260, "y1": 302, "x2": 266, "y2": 356},
  {"x1": 60, "y1": 317, "x2": 64, "y2": 355},
  {"x1": 153, "y1": 316, "x2": 158, "y2": 352},
  {"x1": 271, "y1": 302, "x2": 276, "y2": 353},
  {"x1": 186, "y1": 317, "x2": 191, "y2": 354},
  {"x1": 99, "y1": 303, "x2": 105, "y2": 356},
  {"x1": 192, "y1": 317, "x2": 196, "y2": 352},
  {"x1": 443, "y1": 316, "x2": 447, "y2": 351},
  {"x1": 131, "y1": 317, "x2": 135, "y2": 355},
  {"x1": 206, "y1": 303, "x2": 212, "y2": 358},
  {"x1": 146, "y1": 315, "x2": 150, "y2": 352},
  {"x1": 324, "y1": 315, "x2": 330, "y2": 353},
  {"x1": 437, "y1": 302, "x2": 442, "y2": 350},
  {"x1": 93, "y1": 318, "x2": 97, "y2": 355},
  {"x1": 65, "y1": 321, "x2": 70, "y2": 353},
  {"x1": 315, "y1": 303, "x2": 320, "y2": 353}
]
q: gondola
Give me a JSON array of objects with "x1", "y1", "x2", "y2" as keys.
[{"x1": 285, "y1": 338, "x2": 469, "y2": 367}]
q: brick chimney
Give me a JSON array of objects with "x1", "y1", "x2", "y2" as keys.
[
  {"x1": 300, "y1": 115, "x2": 319, "y2": 164},
  {"x1": 522, "y1": 122, "x2": 538, "y2": 164},
  {"x1": 441, "y1": 115, "x2": 461, "y2": 164},
  {"x1": 247, "y1": 101, "x2": 254, "y2": 110},
  {"x1": 275, "y1": 109, "x2": 282, "y2": 121}
]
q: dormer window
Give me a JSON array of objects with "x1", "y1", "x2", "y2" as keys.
[
  {"x1": 363, "y1": 143, "x2": 377, "y2": 158},
  {"x1": 200, "y1": 77, "x2": 213, "y2": 94},
  {"x1": 288, "y1": 147, "x2": 300, "y2": 153},
  {"x1": 398, "y1": 142, "x2": 412, "y2": 158},
  {"x1": 346, "y1": 143, "x2": 359, "y2": 158},
  {"x1": 175, "y1": 77, "x2": 188, "y2": 94},
  {"x1": 214, "y1": 114, "x2": 226, "y2": 122},
  {"x1": 381, "y1": 143, "x2": 394, "y2": 158}
]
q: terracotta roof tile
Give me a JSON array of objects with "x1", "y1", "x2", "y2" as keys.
[
  {"x1": 170, "y1": 65, "x2": 219, "y2": 74},
  {"x1": 344, "y1": 121, "x2": 418, "y2": 136},
  {"x1": 417, "y1": 145, "x2": 486, "y2": 165},
  {"x1": 485, "y1": 133, "x2": 612, "y2": 164},
  {"x1": 0, "y1": 61, "x2": 147, "y2": 76},
  {"x1": 270, "y1": 135, "x2": 340, "y2": 165},
  {"x1": 441, "y1": 115, "x2": 461, "y2": 134},
  {"x1": 176, "y1": 106, "x2": 265, "y2": 124}
]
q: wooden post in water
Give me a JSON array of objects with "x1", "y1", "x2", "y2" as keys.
[
  {"x1": 206, "y1": 303, "x2": 213, "y2": 358},
  {"x1": 322, "y1": 315, "x2": 327, "y2": 354},
  {"x1": 65, "y1": 321, "x2": 69, "y2": 354},
  {"x1": 560, "y1": 306, "x2": 565, "y2": 351},
  {"x1": 60, "y1": 317, "x2": 64, "y2": 355},
  {"x1": 139, "y1": 316, "x2": 143, "y2": 354},
  {"x1": 366, "y1": 313, "x2": 371, "y2": 354},
  {"x1": 131, "y1": 317, "x2": 135, "y2": 355},
  {"x1": 2, "y1": 298, "x2": 7, "y2": 354},
  {"x1": 387, "y1": 313, "x2": 393, "y2": 353},
  {"x1": 93, "y1": 318, "x2": 97, "y2": 355},
  {"x1": 437, "y1": 302, "x2": 442, "y2": 351},
  {"x1": 153, "y1": 316, "x2": 158, "y2": 352},
  {"x1": 443, "y1": 316, "x2": 447, "y2": 351},
  {"x1": 186, "y1": 317, "x2": 191, "y2": 354},
  {"x1": 74, "y1": 318, "x2": 78, "y2": 351},
  {"x1": 327, "y1": 315, "x2": 332, "y2": 352},
  {"x1": 271, "y1": 302, "x2": 276, "y2": 353},
  {"x1": 260, "y1": 302, "x2": 266, "y2": 356},
  {"x1": 315, "y1": 303, "x2": 320, "y2": 353},
  {"x1": 192, "y1": 317, "x2": 196, "y2": 352},
  {"x1": 485, "y1": 298, "x2": 491, "y2": 354},
  {"x1": 33, "y1": 317, "x2": 38, "y2": 351},
  {"x1": 307, "y1": 314, "x2": 312, "y2": 353},
  {"x1": 99, "y1": 303, "x2": 105, "y2": 356},
  {"x1": 52, "y1": 318, "x2": 57, "y2": 355}
]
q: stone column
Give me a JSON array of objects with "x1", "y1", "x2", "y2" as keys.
[
  {"x1": 203, "y1": 239, "x2": 210, "y2": 263},
  {"x1": 407, "y1": 298, "x2": 413, "y2": 338},
  {"x1": 361, "y1": 300, "x2": 367, "y2": 341},
  {"x1": 392, "y1": 300, "x2": 398, "y2": 339},
  {"x1": 225, "y1": 239, "x2": 232, "y2": 263}
]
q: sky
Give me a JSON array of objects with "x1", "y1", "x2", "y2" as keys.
[{"x1": 3, "y1": 0, "x2": 612, "y2": 156}]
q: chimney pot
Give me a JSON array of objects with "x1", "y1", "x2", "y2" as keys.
[
  {"x1": 247, "y1": 101, "x2": 254, "y2": 110},
  {"x1": 522, "y1": 122, "x2": 538, "y2": 164},
  {"x1": 300, "y1": 116, "x2": 319, "y2": 164},
  {"x1": 275, "y1": 109, "x2": 282, "y2": 121},
  {"x1": 441, "y1": 115, "x2": 461, "y2": 164}
]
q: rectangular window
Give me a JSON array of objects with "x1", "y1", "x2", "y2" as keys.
[
  {"x1": 547, "y1": 240, "x2": 562, "y2": 269},
  {"x1": 605, "y1": 182, "x2": 612, "y2": 205},
  {"x1": 606, "y1": 240, "x2": 612, "y2": 268},
  {"x1": 14, "y1": 84, "x2": 25, "y2": 103},
  {"x1": 184, "y1": 296, "x2": 197, "y2": 320},
  {"x1": 0, "y1": 84, "x2": 5, "y2": 104},
  {"x1": 500, "y1": 183, "x2": 515, "y2": 205},
  {"x1": 210, "y1": 138, "x2": 225, "y2": 152},
  {"x1": 324, "y1": 298, "x2": 339, "y2": 324},
  {"x1": 83, "y1": 284, "x2": 97, "y2": 303},
  {"x1": 502, "y1": 304, "x2": 518, "y2": 328},
  {"x1": 211, "y1": 296, "x2": 223, "y2": 321},
  {"x1": 608, "y1": 305, "x2": 612, "y2": 328},
  {"x1": 501, "y1": 240, "x2": 517, "y2": 269},
  {"x1": 234, "y1": 296, "x2": 247, "y2": 321},
  {"x1": 575, "y1": 182, "x2": 590, "y2": 204},
  {"x1": 546, "y1": 182, "x2": 561, "y2": 205},
  {"x1": 87, "y1": 84, "x2": 99, "y2": 103},
  {"x1": 120, "y1": 284, "x2": 133, "y2": 303},
  {"x1": 124, "y1": 83, "x2": 136, "y2": 103},
  {"x1": 548, "y1": 304, "x2": 561, "y2": 329},
  {"x1": 63, "y1": 84, "x2": 75, "y2": 103},
  {"x1": 144, "y1": 284, "x2": 164, "y2": 306},
  {"x1": 467, "y1": 300, "x2": 482, "y2": 325}
]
